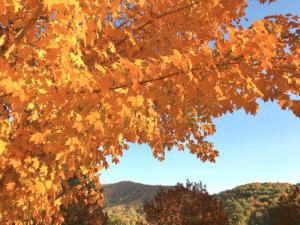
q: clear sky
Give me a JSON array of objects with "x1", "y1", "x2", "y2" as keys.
[{"x1": 100, "y1": 0, "x2": 300, "y2": 194}]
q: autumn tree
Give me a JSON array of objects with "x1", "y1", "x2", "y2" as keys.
[
  {"x1": 268, "y1": 186, "x2": 300, "y2": 225},
  {"x1": 143, "y1": 181, "x2": 229, "y2": 225},
  {"x1": 0, "y1": 0, "x2": 299, "y2": 224}
]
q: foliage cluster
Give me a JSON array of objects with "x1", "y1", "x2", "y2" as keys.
[{"x1": 143, "y1": 181, "x2": 229, "y2": 225}]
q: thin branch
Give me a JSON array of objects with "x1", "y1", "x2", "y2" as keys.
[{"x1": 109, "y1": 67, "x2": 202, "y2": 91}]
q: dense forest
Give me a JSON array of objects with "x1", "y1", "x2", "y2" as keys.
[{"x1": 103, "y1": 182, "x2": 300, "y2": 225}]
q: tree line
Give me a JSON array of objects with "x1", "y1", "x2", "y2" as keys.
[{"x1": 61, "y1": 181, "x2": 300, "y2": 225}]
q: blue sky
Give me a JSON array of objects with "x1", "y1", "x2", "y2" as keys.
[{"x1": 101, "y1": 0, "x2": 300, "y2": 194}]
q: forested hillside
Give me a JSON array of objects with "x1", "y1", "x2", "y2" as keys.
[
  {"x1": 219, "y1": 183, "x2": 299, "y2": 225},
  {"x1": 103, "y1": 182, "x2": 299, "y2": 225},
  {"x1": 103, "y1": 181, "x2": 169, "y2": 207}
]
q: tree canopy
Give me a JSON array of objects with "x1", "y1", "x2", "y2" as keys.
[
  {"x1": 218, "y1": 182, "x2": 298, "y2": 225},
  {"x1": 143, "y1": 181, "x2": 229, "y2": 225},
  {"x1": 0, "y1": 0, "x2": 299, "y2": 224}
]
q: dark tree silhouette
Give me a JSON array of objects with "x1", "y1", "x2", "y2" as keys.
[
  {"x1": 143, "y1": 181, "x2": 229, "y2": 225},
  {"x1": 269, "y1": 186, "x2": 300, "y2": 225}
]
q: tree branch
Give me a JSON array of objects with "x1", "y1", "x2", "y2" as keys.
[{"x1": 109, "y1": 67, "x2": 202, "y2": 91}]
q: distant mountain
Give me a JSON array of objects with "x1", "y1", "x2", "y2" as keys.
[
  {"x1": 103, "y1": 181, "x2": 297, "y2": 207},
  {"x1": 103, "y1": 181, "x2": 170, "y2": 207}
]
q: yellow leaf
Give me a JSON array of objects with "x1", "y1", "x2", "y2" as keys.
[
  {"x1": 80, "y1": 166, "x2": 89, "y2": 175},
  {"x1": 138, "y1": 0, "x2": 145, "y2": 7},
  {"x1": 6, "y1": 181, "x2": 16, "y2": 191},
  {"x1": 14, "y1": 0, "x2": 22, "y2": 12},
  {"x1": 108, "y1": 42, "x2": 116, "y2": 53},
  {"x1": 32, "y1": 158, "x2": 40, "y2": 169},
  {"x1": 0, "y1": 35, "x2": 5, "y2": 47},
  {"x1": 134, "y1": 59, "x2": 144, "y2": 67},
  {"x1": 173, "y1": 49, "x2": 182, "y2": 58},
  {"x1": 69, "y1": 51, "x2": 86, "y2": 68},
  {"x1": 45, "y1": 180, "x2": 52, "y2": 189},
  {"x1": 30, "y1": 132, "x2": 47, "y2": 144},
  {"x1": 118, "y1": 133, "x2": 123, "y2": 143},
  {"x1": 28, "y1": 102, "x2": 35, "y2": 110},
  {"x1": 29, "y1": 110, "x2": 39, "y2": 122},
  {"x1": 46, "y1": 79, "x2": 53, "y2": 86},
  {"x1": 36, "y1": 49, "x2": 46, "y2": 58},
  {"x1": 35, "y1": 181, "x2": 46, "y2": 194},
  {"x1": 95, "y1": 64, "x2": 106, "y2": 74},
  {"x1": 0, "y1": 140, "x2": 7, "y2": 155},
  {"x1": 73, "y1": 121, "x2": 84, "y2": 132},
  {"x1": 86, "y1": 111, "x2": 100, "y2": 124},
  {"x1": 17, "y1": 198, "x2": 25, "y2": 207},
  {"x1": 54, "y1": 198, "x2": 62, "y2": 207},
  {"x1": 55, "y1": 152, "x2": 65, "y2": 161},
  {"x1": 114, "y1": 87, "x2": 128, "y2": 94},
  {"x1": 38, "y1": 89, "x2": 47, "y2": 94},
  {"x1": 128, "y1": 95, "x2": 144, "y2": 107},
  {"x1": 40, "y1": 165, "x2": 48, "y2": 175},
  {"x1": 75, "y1": 113, "x2": 82, "y2": 122}
]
